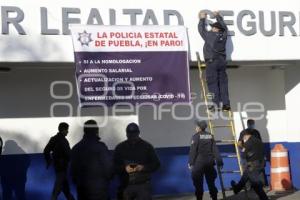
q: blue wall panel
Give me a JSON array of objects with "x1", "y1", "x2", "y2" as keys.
[{"x1": 0, "y1": 142, "x2": 298, "y2": 199}]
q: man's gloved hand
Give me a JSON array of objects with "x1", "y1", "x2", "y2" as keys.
[
  {"x1": 198, "y1": 11, "x2": 207, "y2": 19},
  {"x1": 135, "y1": 165, "x2": 144, "y2": 172},
  {"x1": 188, "y1": 164, "x2": 193, "y2": 171},
  {"x1": 213, "y1": 11, "x2": 220, "y2": 17},
  {"x1": 125, "y1": 165, "x2": 136, "y2": 174}
]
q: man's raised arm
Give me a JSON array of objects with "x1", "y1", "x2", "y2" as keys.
[
  {"x1": 198, "y1": 11, "x2": 208, "y2": 40},
  {"x1": 214, "y1": 11, "x2": 228, "y2": 33}
]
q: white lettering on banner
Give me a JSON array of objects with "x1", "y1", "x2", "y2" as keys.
[
  {"x1": 82, "y1": 59, "x2": 141, "y2": 64},
  {"x1": 72, "y1": 25, "x2": 190, "y2": 105},
  {"x1": 84, "y1": 68, "x2": 108, "y2": 73},
  {"x1": 108, "y1": 69, "x2": 133, "y2": 73},
  {"x1": 82, "y1": 77, "x2": 153, "y2": 83},
  {"x1": 129, "y1": 77, "x2": 153, "y2": 82},
  {"x1": 71, "y1": 25, "x2": 188, "y2": 52},
  {"x1": 84, "y1": 77, "x2": 125, "y2": 82},
  {"x1": 102, "y1": 59, "x2": 141, "y2": 64}
]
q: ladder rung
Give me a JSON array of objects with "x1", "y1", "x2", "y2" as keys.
[
  {"x1": 221, "y1": 170, "x2": 241, "y2": 174},
  {"x1": 221, "y1": 154, "x2": 238, "y2": 158},
  {"x1": 216, "y1": 139, "x2": 235, "y2": 144},
  {"x1": 222, "y1": 110, "x2": 232, "y2": 113},
  {"x1": 212, "y1": 125, "x2": 232, "y2": 128}
]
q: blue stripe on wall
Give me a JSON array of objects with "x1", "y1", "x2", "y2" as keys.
[{"x1": 0, "y1": 142, "x2": 298, "y2": 199}]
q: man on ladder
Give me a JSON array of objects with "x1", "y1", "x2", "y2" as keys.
[{"x1": 198, "y1": 10, "x2": 230, "y2": 112}]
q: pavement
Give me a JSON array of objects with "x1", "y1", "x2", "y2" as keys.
[{"x1": 154, "y1": 189, "x2": 300, "y2": 200}]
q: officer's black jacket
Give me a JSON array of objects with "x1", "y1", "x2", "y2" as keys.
[
  {"x1": 113, "y1": 138, "x2": 160, "y2": 184},
  {"x1": 239, "y1": 128, "x2": 262, "y2": 143},
  {"x1": 198, "y1": 15, "x2": 228, "y2": 60},
  {"x1": 43, "y1": 132, "x2": 71, "y2": 172},
  {"x1": 70, "y1": 135, "x2": 113, "y2": 188},
  {"x1": 189, "y1": 131, "x2": 223, "y2": 167},
  {"x1": 243, "y1": 136, "x2": 265, "y2": 162}
]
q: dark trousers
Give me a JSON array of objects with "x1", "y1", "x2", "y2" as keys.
[
  {"x1": 1, "y1": 178, "x2": 26, "y2": 200},
  {"x1": 51, "y1": 171, "x2": 75, "y2": 200},
  {"x1": 205, "y1": 57, "x2": 230, "y2": 106},
  {"x1": 123, "y1": 182, "x2": 152, "y2": 200},
  {"x1": 117, "y1": 182, "x2": 127, "y2": 200},
  {"x1": 77, "y1": 187, "x2": 108, "y2": 200},
  {"x1": 242, "y1": 159, "x2": 269, "y2": 188},
  {"x1": 234, "y1": 169, "x2": 268, "y2": 200},
  {"x1": 192, "y1": 165, "x2": 218, "y2": 200}
]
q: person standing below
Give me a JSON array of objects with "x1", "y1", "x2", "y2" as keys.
[
  {"x1": 44, "y1": 122, "x2": 75, "y2": 200},
  {"x1": 238, "y1": 119, "x2": 262, "y2": 147},
  {"x1": 198, "y1": 10, "x2": 230, "y2": 111},
  {"x1": 238, "y1": 119, "x2": 268, "y2": 187},
  {"x1": 231, "y1": 131, "x2": 269, "y2": 200},
  {"x1": 114, "y1": 123, "x2": 160, "y2": 200},
  {"x1": 70, "y1": 120, "x2": 113, "y2": 200},
  {"x1": 189, "y1": 120, "x2": 223, "y2": 200}
]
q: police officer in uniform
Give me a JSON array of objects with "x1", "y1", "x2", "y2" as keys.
[
  {"x1": 189, "y1": 120, "x2": 223, "y2": 200},
  {"x1": 231, "y1": 131, "x2": 269, "y2": 200},
  {"x1": 198, "y1": 11, "x2": 230, "y2": 111}
]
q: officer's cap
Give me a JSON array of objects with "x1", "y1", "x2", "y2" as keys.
[
  {"x1": 195, "y1": 120, "x2": 207, "y2": 130},
  {"x1": 210, "y1": 22, "x2": 224, "y2": 31}
]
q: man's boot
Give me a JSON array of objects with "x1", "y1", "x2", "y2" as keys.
[
  {"x1": 231, "y1": 180, "x2": 241, "y2": 194},
  {"x1": 211, "y1": 196, "x2": 218, "y2": 200},
  {"x1": 196, "y1": 195, "x2": 203, "y2": 200},
  {"x1": 195, "y1": 191, "x2": 203, "y2": 200}
]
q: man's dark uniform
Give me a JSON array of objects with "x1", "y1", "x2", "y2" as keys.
[
  {"x1": 198, "y1": 14, "x2": 230, "y2": 107},
  {"x1": 189, "y1": 130, "x2": 223, "y2": 200},
  {"x1": 231, "y1": 135, "x2": 269, "y2": 200},
  {"x1": 239, "y1": 128, "x2": 262, "y2": 143},
  {"x1": 44, "y1": 130, "x2": 75, "y2": 200},
  {"x1": 71, "y1": 121, "x2": 113, "y2": 200},
  {"x1": 239, "y1": 127, "x2": 268, "y2": 186},
  {"x1": 114, "y1": 135, "x2": 160, "y2": 200}
]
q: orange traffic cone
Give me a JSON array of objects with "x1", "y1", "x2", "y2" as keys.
[{"x1": 270, "y1": 144, "x2": 293, "y2": 192}]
